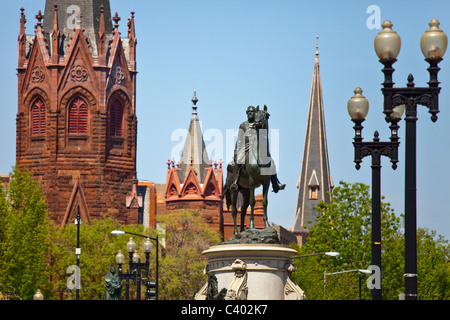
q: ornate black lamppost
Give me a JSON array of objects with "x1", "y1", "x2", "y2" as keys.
[
  {"x1": 112, "y1": 231, "x2": 159, "y2": 300},
  {"x1": 347, "y1": 87, "x2": 404, "y2": 300},
  {"x1": 372, "y1": 19, "x2": 447, "y2": 300},
  {"x1": 75, "y1": 206, "x2": 81, "y2": 300}
]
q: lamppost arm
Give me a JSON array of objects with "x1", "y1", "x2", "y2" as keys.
[
  {"x1": 111, "y1": 230, "x2": 157, "y2": 242},
  {"x1": 292, "y1": 252, "x2": 339, "y2": 259}
]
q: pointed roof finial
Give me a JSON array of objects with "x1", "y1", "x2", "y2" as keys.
[
  {"x1": 99, "y1": 5, "x2": 105, "y2": 31},
  {"x1": 192, "y1": 90, "x2": 198, "y2": 114},
  {"x1": 18, "y1": 7, "x2": 27, "y2": 65},
  {"x1": 113, "y1": 12, "x2": 121, "y2": 33},
  {"x1": 315, "y1": 35, "x2": 319, "y2": 58},
  {"x1": 19, "y1": 7, "x2": 27, "y2": 35},
  {"x1": 35, "y1": 10, "x2": 44, "y2": 30},
  {"x1": 128, "y1": 11, "x2": 136, "y2": 37},
  {"x1": 53, "y1": 4, "x2": 58, "y2": 25},
  {"x1": 98, "y1": 4, "x2": 106, "y2": 57}
]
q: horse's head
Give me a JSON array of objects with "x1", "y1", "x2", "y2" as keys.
[{"x1": 254, "y1": 105, "x2": 270, "y2": 129}]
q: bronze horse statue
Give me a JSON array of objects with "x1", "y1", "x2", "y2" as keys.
[{"x1": 223, "y1": 105, "x2": 273, "y2": 235}]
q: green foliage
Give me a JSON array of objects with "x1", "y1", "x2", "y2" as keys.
[
  {"x1": 0, "y1": 170, "x2": 221, "y2": 301},
  {"x1": 0, "y1": 166, "x2": 51, "y2": 300},
  {"x1": 3, "y1": 171, "x2": 445, "y2": 300},
  {"x1": 156, "y1": 210, "x2": 222, "y2": 300},
  {"x1": 46, "y1": 217, "x2": 153, "y2": 300},
  {"x1": 416, "y1": 228, "x2": 450, "y2": 300},
  {"x1": 292, "y1": 181, "x2": 449, "y2": 300}
]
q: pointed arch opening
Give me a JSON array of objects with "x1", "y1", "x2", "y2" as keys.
[
  {"x1": 106, "y1": 89, "x2": 133, "y2": 154},
  {"x1": 109, "y1": 99, "x2": 124, "y2": 137},
  {"x1": 31, "y1": 97, "x2": 46, "y2": 136},
  {"x1": 68, "y1": 96, "x2": 88, "y2": 135}
]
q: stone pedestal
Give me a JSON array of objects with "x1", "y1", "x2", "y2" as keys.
[{"x1": 195, "y1": 243, "x2": 305, "y2": 300}]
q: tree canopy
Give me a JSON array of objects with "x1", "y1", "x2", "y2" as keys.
[
  {"x1": 0, "y1": 170, "x2": 447, "y2": 300},
  {"x1": 291, "y1": 181, "x2": 449, "y2": 300},
  {"x1": 0, "y1": 167, "x2": 220, "y2": 300}
]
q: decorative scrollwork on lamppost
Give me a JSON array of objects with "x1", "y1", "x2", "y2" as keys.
[
  {"x1": 347, "y1": 87, "x2": 404, "y2": 300},
  {"x1": 374, "y1": 19, "x2": 447, "y2": 300},
  {"x1": 113, "y1": 231, "x2": 159, "y2": 300}
]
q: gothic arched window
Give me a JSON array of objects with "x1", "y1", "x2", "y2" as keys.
[
  {"x1": 110, "y1": 100, "x2": 123, "y2": 137},
  {"x1": 31, "y1": 98, "x2": 46, "y2": 136},
  {"x1": 68, "y1": 97, "x2": 88, "y2": 134}
]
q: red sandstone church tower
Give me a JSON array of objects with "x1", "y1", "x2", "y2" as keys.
[
  {"x1": 164, "y1": 92, "x2": 224, "y2": 237},
  {"x1": 16, "y1": 1, "x2": 140, "y2": 225}
]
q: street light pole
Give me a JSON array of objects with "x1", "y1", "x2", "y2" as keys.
[
  {"x1": 76, "y1": 206, "x2": 81, "y2": 300},
  {"x1": 112, "y1": 230, "x2": 159, "y2": 300},
  {"x1": 374, "y1": 19, "x2": 447, "y2": 300},
  {"x1": 347, "y1": 87, "x2": 403, "y2": 300}
]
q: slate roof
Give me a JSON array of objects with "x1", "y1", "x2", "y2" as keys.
[{"x1": 42, "y1": 0, "x2": 113, "y2": 57}]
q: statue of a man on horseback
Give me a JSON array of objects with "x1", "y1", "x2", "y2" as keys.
[{"x1": 224, "y1": 105, "x2": 285, "y2": 235}]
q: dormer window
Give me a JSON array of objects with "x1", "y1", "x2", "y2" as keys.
[
  {"x1": 309, "y1": 186, "x2": 319, "y2": 200},
  {"x1": 308, "y1": 169, "x2": 320, "y2": 200}
]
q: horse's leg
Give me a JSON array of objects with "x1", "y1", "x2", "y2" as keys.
[
  {"x1": 240, "y1": 189, "x2": 250, "y2": 232},
  {"x1": 248, "y1": 184, "x2": 255, "y2": 229},
  {"x1": 262, "y1": 179, "x2": 270, "y2": 228},
  {"x1": 231, "y1": 191, "x2": 238, "y2": 235}
]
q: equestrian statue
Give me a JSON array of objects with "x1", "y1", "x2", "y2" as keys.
[{"x1": 223, "y1": 105, "x2": 285, "y2": 235}]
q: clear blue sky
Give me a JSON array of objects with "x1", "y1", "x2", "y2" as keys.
[{"x1": 3, "y1": 0, "x2": 450, "y2": 240}]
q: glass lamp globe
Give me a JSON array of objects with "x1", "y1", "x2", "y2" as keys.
[
  {"x1": 374, "y1": 20, "x2": 401, "y2": 60},
  {"x1": 33, "y1": 289, "x2": 44, "y2": 300},
  {"x1": 420, "y1": 18, "x2": 448, "y2": 59},
  {"x1": 126, "y1": 237, "x2": 137, "y2": 253},
  {"x1": 348, "y1": 87, "x2": 369, "y2": 121},
  {"x1": 143, "y1": 238, "x2": 154, "y2": 253},
  {"x1": 115, "y1": 250, "x2": 125, "y2": 264},
  {"x1": 391, "y1": 104, "x2": 405, "y2": 120},
  {"x1": 132, "y1": 251, "x2": 141, "y2": 263}
]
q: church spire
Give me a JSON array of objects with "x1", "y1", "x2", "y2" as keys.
[
  {"x1": 178, "y1": 91, "x2": 210, "y2": 184},
  {"x1": 293, "y1": 39, "x2": 333, "y2": 245}
]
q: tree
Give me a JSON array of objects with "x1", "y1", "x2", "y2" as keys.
[
  {"x1": 0, "y1": 166, "x2": 51, "y2": 300},
  {"x1": 46, "y1": 216, "x2": 152, "y2": 300},
  {"x1": 155, "y1": 210, "x2": 222, "y2": 300},
  {"x1": 0, "y1": 168, "x2": 221, "y2": 300},
  {"x1": 416, "y1": 228, "x2": 449, "y2": 300},
  {"x1": 292, "y1": 181, "x2": 449, "y2": 300},
  {"x1": 44, "y1": 209, "x2": 221, "y2": 300}
]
